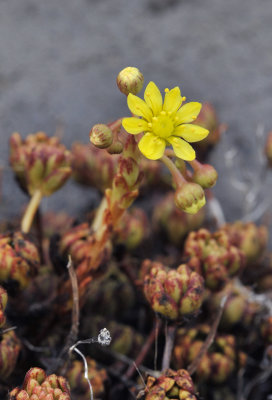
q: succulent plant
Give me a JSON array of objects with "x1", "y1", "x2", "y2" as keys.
[
  {"x1": 153, "y1": 192, "x2": 205, "y2": 245},
  {"x1": 67, "y1": 358, "x2": 108, "y2": 400},
  {"x1": 10, "y1": 132, "x2": 72, "y2": 197},
  {"x1": 138, "y1": 368, "x2": 197, "y2": 400},
  {"x1": 0, "y1": 330, "x2": 21, "y2": 379},
  {"x1": 0, "y1": 231, "x2": 40, "y2": 289},
  {"x1": 9, "y1": 367, "x2": 71, "y2": 399},
  {"x1": 174, "y1": 325, "x2": 239, "y2": 383},
  {"x1": 143, "y1": 261, "x2": 204, "y2": 320},
  {"x1": 184, "y1": 228, "x2": 245, "y2": 291}
]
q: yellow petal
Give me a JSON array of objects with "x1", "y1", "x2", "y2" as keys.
[
  {"x1": 175, "y1": 102, "x2": 202, "y2": 124},
  {"x1": 163, "y1": 87, "x2": 182, "y2": 113},
  {"x1": 144, "y1": 81, "x2": 162, "y2": 115},
  {"x1": 122, "y1": 117, "x2": 148, "y2": 134},
  {"x1": 127, "y1": 93, "x2": 153, "y2": 120},
  {"x1": 138, "y1": 132, "x2": 166, "y2": 160},
  {"x1": 173, "y1": 124, "x2": 209, "y2": 142},
  {"x1": 167, "y1": 136, "x2": 195, "y2": 160}
]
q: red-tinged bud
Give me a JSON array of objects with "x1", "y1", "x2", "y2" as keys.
[
  {"x1": 117, "y1": 67, "x2": 144, "y2": 96},
  {"x1": 265, "y1": 131, "x2": 272, "y2": 166},
  {"x1": 89, "y1": 124, "x2": 113, "y2": 149},
  {"x1": 174, "y1": 182, "x2": 206, "y2": 215},
  {"x1": 191, "y1": 162, "x2": 218, "y2": 188},
  {"x1": 138, "y1": 369, "x2": 197, "y2": 400},
  {"x1": 143, "y1": 261, "x2": 204, "y2": 321}
]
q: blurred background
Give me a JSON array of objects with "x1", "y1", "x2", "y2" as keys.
[{"x1": 0, "y1": 0, "x2": 272, "y2": 222}]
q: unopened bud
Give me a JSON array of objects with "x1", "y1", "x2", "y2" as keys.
[
  {"x1": 265, "y1": 131, "x2": 272, "y2": 166},
  {"x1": 89, "y1": 124, "x2": 113, "y2": 149},
  {"x1": 175, "y1": 182, "x2": 206, "y2": 214},
  {"x1": 107, "y1": 140, "x2": 124, "y2": 154},
  {"x1": 192, "y1": 163, "x2": 218, "y2": 188},
  {"x1": 116, "y1": 67, "x2": 144, "y2": 96}
]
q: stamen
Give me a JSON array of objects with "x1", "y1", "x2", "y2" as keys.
[
  {"x1": 148, "y1": 123, "x2": 152, "y2": 128},
  {"x1": 152, "y1": 117, "x2": 158, "y2": 121},
  {"x1": 165, "y1": 88, "x2": 169, "y2": 93},
  {"x1": 160, "y1": 111, "x2": 166, "y2": 116},
  {"x1": 182, "y1": 96, "x2": 187, "y2": 101}
]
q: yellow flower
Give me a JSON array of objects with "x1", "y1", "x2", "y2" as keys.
[{"x1": 122, "y1": 81, "x2": 209, "y2": 160}]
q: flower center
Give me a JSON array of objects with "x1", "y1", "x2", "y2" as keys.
[{"x1": 151, "y1": 114, "x2": 174, "y2": 138}]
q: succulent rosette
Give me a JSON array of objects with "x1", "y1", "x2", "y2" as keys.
[
  {"x1": 0, "y1": 231, "x2": 40, "y2": 289},
  {"x1": 138, "y1": 369, "x2": 197, "y2": 400},
  {"x1": 0, "y1": 330, "x2": 21, "y2": 379},
  {"x1": 9, "y1": 367, "x2": 71, "y2": 400},
  {"x1": 143, "y1": 261, "x2": 204, "y2": 320},
  {"x1": 67, "y1": 358, "x2": 108, "y2": 400},
  {"x1": 220, "y1": 221, "x2": 268, "y2": 265},
  {"x1": 184, "y1": 228, "x2": 245, "y2": 291},
  {"x1": 174, "y1": 325, "x2": 239, "y2": 383},
  {"x1": 10, "y1": 131, "x2": 72, "y2": 197}
]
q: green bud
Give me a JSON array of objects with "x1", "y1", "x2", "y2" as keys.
[{"x1": 174, "y1": 182, "x2": 206, "y2": 214}]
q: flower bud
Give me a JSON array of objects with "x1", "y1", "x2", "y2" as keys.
[
  {"x1": 265, "y1": 131, "x2": 272, "y2": 166},
  {"x1": 9, "y1": 367, "x2": 71, "y2": 400},
  {"x1": 143, "y1": 262, "x2": 204, "y2": 320},
  {"x1": 89, "y1": 124, "x2": 113, "y2": 149},
  {"x1": 138, "y1": 369, "x2": 197, "y2": 400},
  {"x1": 116, "y1": 66, "x2": 144, "y2": 96},
  {"x1": 115, "y1": 208, "x2": 150, "y2": 250},
  {"x1": 107, "y1": 140, "x2": 124, "y2": 154},
  {"x1": 192, "y1": 163, "x2": 218, "y2": 188},
  {"x1": 174, "y1": 182, "x2": 206, "y2": 214}
]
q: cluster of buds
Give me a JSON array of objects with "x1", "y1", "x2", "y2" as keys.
[
  {"x1": 9, "y1": 367, "x2": 71, "y2": 400},
  {"x1": 114, "y1": 207, "x2": 150, "y2": 250},
  {"x1": 193, "y1": 102, "x2": 224, "y2": 158},
  {"x1": 138, "y1": 369, "x2": 197, "y2": 400},
  {"x1": 72, "y1": 142, "x2": 119, "y2": 192},
  {"x1": 174, "y1": 325, "x2": 238, "y2": 383},
  {"x1": 0, "y1": 330, "x2": 21, "y2": 379},
  {"x1": 84, "y1": 264, "x2": 135, "y2": 317},
  {"x1": 9, "y1": 132, "x2": 72, "y2": 197},
  {"x1": 184, "y1": 228, "x2": 245, "y2": 291},
  {"x1": 260, "y1": 316, "x2": 272, "y2": 344},
  {"x1": 82, "y1": 316, "x2": 143, "y2": 358},
  {"x1": 10, "y1": 132, "x2": 72, "y2": 233},
  {"x1": 0, "y1": 231, "x2": 40, "y2": 289},
  {"x1": 220, "y1": 221, "x2": 268, "y2": 266},
  {"x1": 0, "y1": 286, "x2": 7, "y2": 328},
  {"x1": 153, "y1": 192, "x2": 205, "y2": 245},
  {"x1": 67, "y1": 358, "x2": 108, "y2": 400},
  {"x1": 143, "y1": 261, "x2": 204, "y2": 320},
  {"x1": 207, "y1": 282, "x2": 260, "y2": 329}
]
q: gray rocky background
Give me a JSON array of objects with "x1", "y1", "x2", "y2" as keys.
[{"x1": 0, "y1": 0, "x2": 272, "y2": 223}]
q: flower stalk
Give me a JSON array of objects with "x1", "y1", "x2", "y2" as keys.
[{"x1": 21, "y1": 189, "x2": 43, "y2": 233}]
